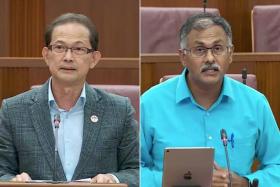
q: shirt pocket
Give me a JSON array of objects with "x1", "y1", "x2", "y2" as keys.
[{"x1": 228, "y1": 133, "x2": 257, "y2": 174}]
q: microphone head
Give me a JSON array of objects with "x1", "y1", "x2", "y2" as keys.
[
  {"x1": 220, "y1": 129, "x2": 228, "y2": 146},
  {"x1": 242, "y1": 68, "x2": 247, "y2": 79},
  {"x1": 252, "y1": 178, "x2": 259, "y2": 187},
  {"x1": 54, "y1": 114, "x2": 61, "y2": 128}
]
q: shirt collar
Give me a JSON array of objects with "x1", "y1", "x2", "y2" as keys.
[
  {"x1": 221, "y1": 75, "x2": 235, "y2": 102},
  {"x1": 175, "y1": 68, "x2": 192, "y2": 103},
  {"x1": 48, "y1": 78, "x2": 86, "y2": 109},
  {"x1": 175, "y1": 68, "x2": 235, "y2": 104}
]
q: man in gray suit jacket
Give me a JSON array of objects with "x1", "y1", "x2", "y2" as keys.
[{"x1": 0, "y1": 13, "x2": 139, "y2": 187}]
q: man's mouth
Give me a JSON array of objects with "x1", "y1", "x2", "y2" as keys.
[
  {"x1": 60, "y1": 67, "x2": 76, "y2": 71},
  {"x1": 201, "y1": 66, "x2": 219, "y2": 72}
]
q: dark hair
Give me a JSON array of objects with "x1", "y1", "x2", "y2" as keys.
[
  {"x1": 45, "y1": 13, "x2": 99, "y2": 50},
  {"x1": 179, "y1": 13, "x2": 232, "y2": 48}
]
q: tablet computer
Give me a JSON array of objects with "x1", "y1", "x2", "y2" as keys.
[{"x1": 162, "y1": 147, "x2": 214, "y2": 187}]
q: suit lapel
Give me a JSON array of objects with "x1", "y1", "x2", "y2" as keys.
[
  {"x1": 30, "y1": 81, "x2": 66, "y2": 180},
  {"x1": 72, "y1": 84, "x2": 105, "y2": 180}
]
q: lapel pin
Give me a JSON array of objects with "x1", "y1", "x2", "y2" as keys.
[{"x1": 91, "y1": 115, "x2": 98, "y2": 123}]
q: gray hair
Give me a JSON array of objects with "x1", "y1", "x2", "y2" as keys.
[
  {"x1": 45, "y1": 13, "x2": 99, "y2": 50},
  {"x1": 179, "y1": 13, "x2": 233, "y2": 49}
]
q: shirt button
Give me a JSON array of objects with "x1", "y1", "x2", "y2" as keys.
[
  {"x1": 206, "y1": 112, "x2": 210, "y2": 116},
  {"x1": 208, "y1": 136, "x2": 212, "y2": 140}
]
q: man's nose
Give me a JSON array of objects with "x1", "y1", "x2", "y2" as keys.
[
  {"x1": 63, "y1": 48, "x2": 74, "y2": 62},
  {"x1": 204, "y1": 48, "x2": 215, "y2": 63}
]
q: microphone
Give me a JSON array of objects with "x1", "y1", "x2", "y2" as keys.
[
  {"x1": 203, "y1": 0, "x2": 207, "y2": 13},
  {"x1": 53, "y1": 113, "x2": 61, "y2": 181},
  {"x1": 220, "y1": 129, "x2": 232, "y2": 187},
  {"x1": 242, "y1": 68, "x2": 247, "y2": 85}
]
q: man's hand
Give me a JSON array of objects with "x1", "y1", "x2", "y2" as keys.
[
  {"x1": 11, "y1": 172, "x2": 31, "y2": 182},
  {"x1": 91, "y1": 174, "x2": 117, "y2": 183},
  {"x1": 213, "y1": 162, "x2": 230, "y2": 187},
  {"x1": 213, "y1": 162, "x2": 249, "y2": 187}
]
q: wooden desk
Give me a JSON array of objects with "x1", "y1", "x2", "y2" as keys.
[
  {"x1": 0, "y1": 182, "x2": 127, "y2": 187},
  {"x1": 141, "y1": 52, "x2": 280, "y2": 126},
  {"x1": 0, "y1": 57, "x2": 139, "y2": 103}
]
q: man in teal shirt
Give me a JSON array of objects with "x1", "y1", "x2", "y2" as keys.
[{"x1": 141, "y1": 13, "x2": 280, "y2": 187}]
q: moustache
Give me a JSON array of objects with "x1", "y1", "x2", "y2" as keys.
[{"x1": 201, "y1": 63, "x2": 220, "y2": 72}]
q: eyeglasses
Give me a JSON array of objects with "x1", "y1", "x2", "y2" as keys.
[
  {"x1": 182, "y1": 45, "x2": 231, "y2": 58},
  {"x1": 48, "y1": 44, "x2": 94, "y2": 55}
]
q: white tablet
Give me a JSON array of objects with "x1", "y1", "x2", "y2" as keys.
[{"x1": 162, "y1": 147, "x2": 214, "y2": 187}]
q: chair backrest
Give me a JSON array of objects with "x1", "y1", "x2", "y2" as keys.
[
  {"x1": 31, "y1": 84, "x2": 139, "y2": 121},
  {"x1": 141, "y1": 7, "x2": 220, "y2": 53},
  {"x1": 252, "y1": 5, "x2": 280, "y2": 52},
  {"x1": 160, "y1": 74, "x2": 257, "y2": 89}
]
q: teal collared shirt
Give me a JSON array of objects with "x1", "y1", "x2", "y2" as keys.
[
  {"x1": 141, "y1": 69, "x2": 280, "y2": 187},
  {"x1": 48, "y1": 79, "x2": 86, "y2": 181}
]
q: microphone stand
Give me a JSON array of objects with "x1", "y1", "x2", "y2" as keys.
[
  {"x1": 220, "y1": 129, "x2": 232, "y2": 187},
  {"x1": 53, "y1": 114, "x2": 60, "y2": 181},
  {"x1": 203, "y1": 0, "x2": 207, "y2": 13},
  {"x1": 223, "y1": 144, "x2": 232, "y2": 187}
]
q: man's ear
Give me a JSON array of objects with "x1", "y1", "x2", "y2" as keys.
[
  {"x1": 89, "y1": 51, "x2": 101, "y2": 69},
  {"x1": 228, "y1": 46, "x2": 234, "y2": 64},
  {"x1": 178, "y1": 49, "x2": 188, "y2": 67},
  {"x1": 42, "y1": 47, "x2": 50, "y2": 66}
]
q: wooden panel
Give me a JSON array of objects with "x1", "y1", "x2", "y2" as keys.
[
  {"x1": 141, "y1": 0, "x2": 252, "y2": 52},
  {"x1": 141, "y1": 0, "x2": 280, "y2": 52},
  {"x1": 45, "y1": 0, "x2": 139, "y2": 57},
  {"x1": 218, "y1": 1, "x2": 253, "y2": 53},
  {"x1": 141, "y1": 0, "x2": 219, "y2": 7},
  {"x1": 0, "y1": 0, "x2": 138, "y2": 57},
  {"x1": 0, "y1": 57, "x2": 139, "y2": 103},
  {"x1": 141, "y1": 52, "x2": 280, "y2": 125},
  {"x1": 9, "y1": 0, "x2": 45, "y2": 57},
  {"x1": 255, "y1": 60, "x2": 280, "y2": 126},
  {"x1": 0, "y1": 0, "x2": 10, "y2": 56}
]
